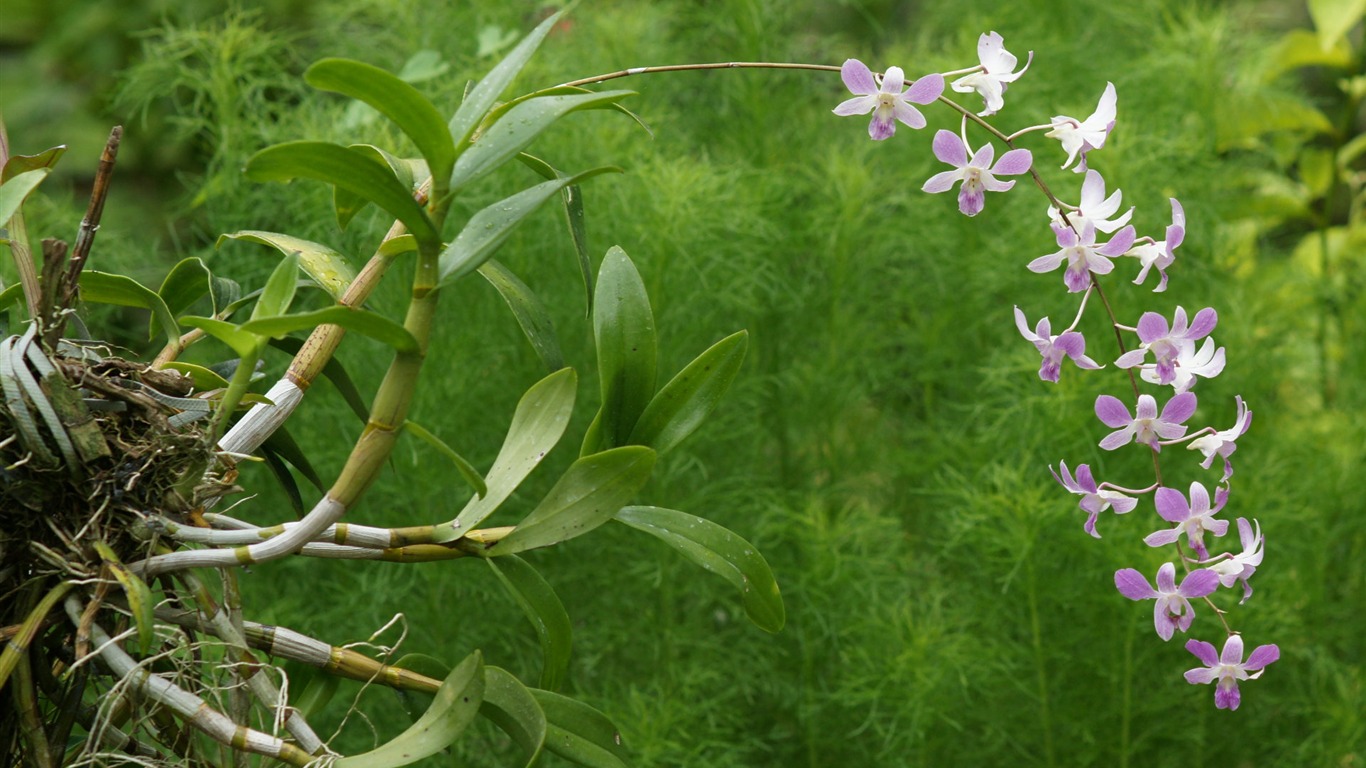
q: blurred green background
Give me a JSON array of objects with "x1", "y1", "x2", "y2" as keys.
[{"x1": 3, "y1": 0, "x2": 1363, "y2": 765}]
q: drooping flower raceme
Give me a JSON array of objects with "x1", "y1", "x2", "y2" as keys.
[
  {"x1": 1125, "y1": 198, "x2": 1185, "y2": 291},
  {"x1": 1095, "y1": 391, "x2": 1196, "y2": 451},
  {"x1": 1114, "y1": 562, "x2": 1219, "y2": 641},
  {"x1": 1144, "y1": 481, "x2": 1229, "y2": 560},
  {"x1": 1050, "y1": 461, "x2": 1137, "y2": 537},
  {"x1": 1027, "y1": 221, "x2": 1136, "y2": 292},
  {"x1": 1114, "y1": 306, "x2": 1219, "y2": 388},
  {"x1": 1187, "y1": 395, "x2": 1252, "y2": 480},
  {"x1": 1203, "y1": 517, "x2": 1263, "y2": 603},
  {"x1": 833, "y1": 59, "x2": 945, "y2": 141},
  {"x1": 1045, "y1": 82, "x2": 1117, "y2": 173},
  {"x1": 922, "y1": 129, "x2": 1033, "y2": 216},
  {"x1": 1047, "y1": 169, "x2": 1133, "y2": 234},
  {"x1": 1184, "y1": 635, "x2": 1280, "y2": 711},
  {"x1": 950, "y1": 31, "x2": 1033, "y2": 116},
  {"x1": 1013, "y1": 306, "x2": 1101, "y2": 381}
]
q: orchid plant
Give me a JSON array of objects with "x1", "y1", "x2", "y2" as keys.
[
  {"x1": 831, "y1": 33, "x2": 1276, "y2": 711},
  {"x1": 0, "y1": 10, "x2": 1281, "y2": 768}
]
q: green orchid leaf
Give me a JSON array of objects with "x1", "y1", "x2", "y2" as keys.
[
  {"x1": 239, "y1": 306, "x2": 418, "y2": 353},
  {"x1": 533, "y1": 689, "x2": 632, "y2": 768},
  {"x1": 79, "y1": 271, "x2": 181, "y2": 349},
  {"x1": 245, "y1": 141, "x2": 438, "y2": 245},
  {"x1": 487, "y1": 555, "x2": 571, "y2": 691},
  {"x1": 488, "y1": 446, "x2": 656, "y2": 556},
  {"x1": 434, "y1": 368, "x2": 577, "y2": 542},
  {"x1": 480, "y1": 666, "x2": 547, "y2": 767},
  {"x1": 2, "y1": 146, "x2": 66, "y2": 182},
  {"x1": 219, "y1": 231, "x2": 357, "y2": 300},
  {"x1": 517, "y1": 153, "x2": 594, "y2": 316},
  {"x1": 290, "y1": 666, "x2": 341, "y2": 720},
  {"x1": 336, "y1": 651, "x2": 484, "y2": 768},
  {"x1": 159, "y1": 361, "x2": 230, "y2": 390},
  {"x1": 438, "y1": 167, "x2": 621, "y2": 287},
  {"x1": 478, "y1": 259, "x2": 564, "y2": 372},
  {"x1": 306, "y1": 58, "x2": 456, "y2": 184},
  {"x1": 1309, "y1": 0, "x2": 1366, "y2": 50},
  {"x1": 92, "y1": 542, "x2": 156, "y2": 654},
  {"x1": 178, "y1": 316, "x2": 259, "y2": 358},
  {"x1": 379, "y1": 234, "x2": 419, "y2": 257},
  {"x1": 0, "y1": 169, "x2": 50, "y2": 227},
  {"x1": 158, "y1": 257, "x2": 213, "y2": 319},
  {"x1": 449, "y1": 10, "x2": 565, "y2": 147},
  {"x1": 390, "y1": 653, "x2": 450, "y2": 723},
  {"x1": 404, "y1": 419, "x2": 487, "y2": 498},
  {"x1": 259, "y1": 444, "x2": 306, "y2": 517},
  {"x1": 251, "y1": 251, "x2": 301, "y2": 321},
  {"x1": 261, "y1": 425, "x2": 325, "y2": 493},
  {"x1": 210, "y1": 275, "x2": 240, "y2": 315},
  {"x1": 615, "y1": 506, "x2": 785, "y2": 633},
  {"x1": 349, "y1": 143, "x2": 431, "y2": 191},
  {"x1": 589, "y1": 247, "x2": 656, "y2": 453},
  {"x1": 449, "y1": 91, "x2": 633, "y2": 192},
  {"x1": 629, "y1": 331, "x2": 747, "y2": 455}
]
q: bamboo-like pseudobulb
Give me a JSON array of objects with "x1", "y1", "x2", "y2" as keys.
[
  {"x1": 134, "y1": 186, "x2": 447, "y2": 578},
  {"x1": 62, "y1": 596, "x2": 315, "y2": 767}
]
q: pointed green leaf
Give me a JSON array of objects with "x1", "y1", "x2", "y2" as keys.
[
  {"x1": 238, "y1": 306, "x2": 418, "y2": 353},
  {"x1": 488, "y1": 446, "x2": 656, "y2": 556},
  {"x1": 404, "y1": 419, "x2": 487, "y2": 498},
  {"x1": 245, "y1": 141, "x2": 438, "y2": 245},
  {"x1": 478, "y1": 259, "x2": 564, "y2": 371},
  {"x1": 93, "y1": 542, "x2": 156, "y2": 654},
  {"x1": 0, "y1": 169, "x2": 50, "y2": 227},
  {"x1": 1309, "y1": 0, "x2": 1366, "y2": 50},
  {"x1": 210, "y1": 275, "x2": 240, "y2": 315},
  {"x1": 517, "y1": 153, "x2": 594, "y2": 316},
  {"x1": 158, "y1": 257, "x2": 213, "y2": 319},
  {"x1": 159, "y1": 361, "x2": 230, "y2": 390},
  {"x1": 628, "y1": 331, "x2": 747, "y2": 455},
  {"x1": 390, "y1": 653, "x2": 450, "y2": 723},
  {"x1": 449, "y1": 10, "x2": 565, "y2": 147},
  {"x1": 79, "y1": 271, "x2": 181, "y2": 349},
  {"x1": 615, "y1": 506, "x2": 784, "y2": 633},
  {"x1": 379, "y1": 234, "x2": 419, "y2": 257},
  {"x1": 251, "y1": 251, "x2": 301, "y2": 321},
  {"x1": 591, "y1": 247, "x2": 656, "y2": 452},
  {"x1": 434, "y1": 368, "x2": 577, "y2": 542},
  {"x1": 349, "y1": 143, "x2": 430, "y2": 191},
  {"x1": 487, "y1": 555, "x2": 571, "y2": 691},
  {"x1": 439, "y1": 167, "x2": 620, "y2": 287},
  {"x1": 259, "y1": 445, "x2": 306, "y2": 517},
  {"x1": 450, "y1": 91, "x2": 633, "y2": 192},
  {"x1": 2, "y1": 146, "x2": 66, "y2": 183},
  {"x1": 261, "y1": 425, "x2": 325, "y2": 493},
  {"x1": 481, "y1": 666, "x2": 547, "y2": 767},
  {"x1": 178, "y1": 316, "x2": 259, "y2": 358},
  {"x1": 307, "y1": 58, "x2": 456, "y2": 184},
  {"x1": 336, "y1": 651, "x2": 484, "y2": 768},
  {"x1": 290, "y1": 665, "x2": 341, "y2": 720},
  {"x1": 219, "y1": 231, "x2": 357, "y2": 300},
  {"x1": 533, "y1": 689, "x2": 632, "y2": 768}
]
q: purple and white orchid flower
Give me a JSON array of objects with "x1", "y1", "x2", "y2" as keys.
[
  {"x1": 950, "y1": 31, "x2": 1033, "y2": 116},
  {"x1": 1013, "y1": 306, "x2": 1101, "y2": 382},
  {"x1": 1045, "y1": 82, "x2": 1117, "y2": 173},
  {"x1": 1184, "y1": 635, "x2": 1279, "y2": 711},
  {"x1": 1114, "y1": 562, "x2": 1220, "y2": 641},
  {"x1": 922, "y1": 128, "x2": 1033, "y2": 216},
  {"x1": 1027, "y1": 220, "x2": 1136, "y2": 293},
  {"x1": 1050, "y1": 460, "x2": 1137, "y2": 538},
  {"x1": 833, "y1": 59, "x2": 944, "y2": 141}
]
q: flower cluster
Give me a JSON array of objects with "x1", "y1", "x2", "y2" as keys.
[{"x1": 833, "y1": 31, "x2": 1276, "y2": 711}]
